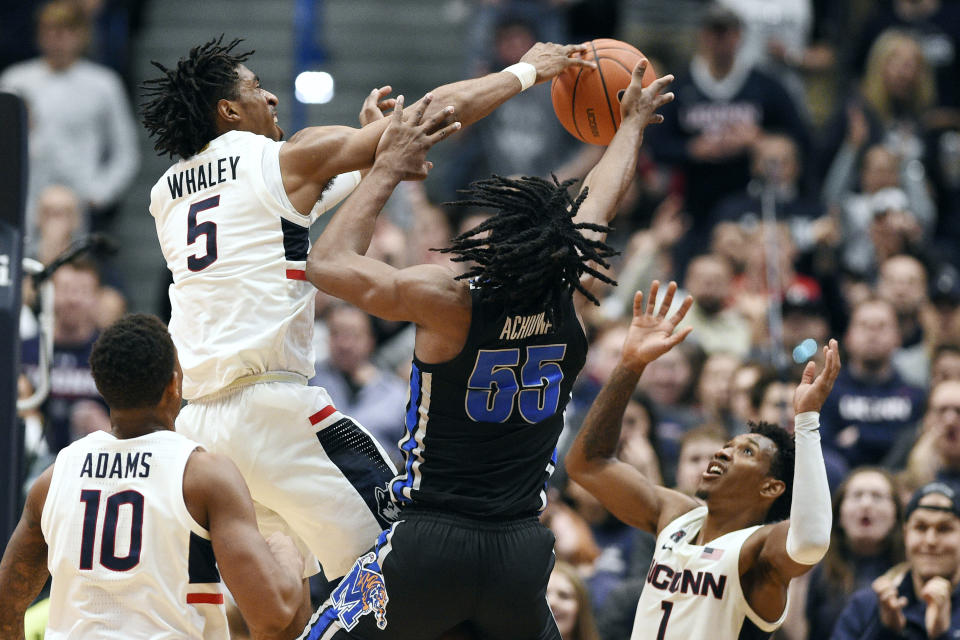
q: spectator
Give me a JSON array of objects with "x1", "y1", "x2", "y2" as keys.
[
  {"x1": 445, "y1": 13, "x2": 580, "y2": 197},
  {"x1": 802, "y1": 468, "x2": 905, "y2": 640},
  {"x1": 694, "y1": 351, "x2": 742, "y2": 432},
  {"x1": 931, "y1": 343, "x2": 960, "y2": 387},
  {"x1": 646, "y1": 2, "x2": 811, "y2": 261},
  {"x1": 677, "y1": 253, "x2": 752, "y2": 359},
  {"x1": 831, "y1": 482, "x2": 960, "y2": 639},
  {"x1": 547, "y1": 561, "x2": 602, "y2": 640},
  {"x1": 851, "y1": 0, "x2": 960, "y2": 108},
  {"x1": 31, "y1": 184, "x2": 126, "y2": 328},
  {"x1": 673, "y1": 423, "x2": 727, "y2": 497},
  {"x1": 820, "y1": 298, "x2": 926, "y2": 468},
  {"x1": 878, "y1": 254, "x2": 939, "y2": 386},
  {"x1": 711, "y1": 133, "x2": 829, "y2": 257},
  {"x1": 0, "y1": 0, "x2": 139, "y2": 235},
  {"x1": 20, "y1": 258, "x2": 107, "y2": 454},
  {"x1": 728, "y1": 360, "x2": 767, "y2": 428},
  {"x1": 904, "y1": 380, "x2": 960, "y2": 493},
  {"x1": 310, "y1": 304, "x2": 408, "y2": 463},
  {"x1": 821, "y1": 31, "x2": 939, "y2": 226}
]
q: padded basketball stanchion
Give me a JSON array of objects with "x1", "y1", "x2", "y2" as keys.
[{"x1": 0, "y1": 92, "x2": 28, "y2": 543}]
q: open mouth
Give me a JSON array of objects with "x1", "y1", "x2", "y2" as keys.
[{"x1": 704, "y1": 462, "x2": 724, "y2": 477}]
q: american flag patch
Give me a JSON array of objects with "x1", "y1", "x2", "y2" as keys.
[{"x1": 701, "y1": 547, "x2": 724, "y2": 560}]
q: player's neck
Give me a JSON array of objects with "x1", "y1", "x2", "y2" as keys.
[
  {"x1": 699, "y1": 504, "x2": 765, "y2": 544},
  {"x1": 109, "y1": 408, "x2": 174, "y2": 440}
]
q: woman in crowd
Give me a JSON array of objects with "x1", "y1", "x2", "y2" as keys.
[{"x1": 547, "y1": 562, "x2": 601, "y2": 640}]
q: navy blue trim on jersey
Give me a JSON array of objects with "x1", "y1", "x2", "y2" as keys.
[
  {"x1": 281, "y1": 217, "x2": 309, "y2": 261},
  {"x1": 315, "y1": 417, "x2": 397, "y2": 528},
  {"x1": 390, "y1": 363, "x2": 423, "y2": 504},
  {"x1": 187, "y1": 532, "x2": 221, "y2": 583},
  {"x1": 738, "y1": 617, "x2": 772, "y2": 639}
]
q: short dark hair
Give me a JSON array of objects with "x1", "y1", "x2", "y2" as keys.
[
  {"x1": 140, "y1": 35, "x2": 254, "y2": 160},
  {"x1": 749, "y1": 421, "x2": 795, "y2": 523},
  {"x1": 437, "y1": 175, "x2": 618, "y2": 322},
  {"x1": 748, "y1": 368, "x2": 785, "y2": 412},
  {"x1": 90, "y1": 314, "x2": 176, "y2": 410}
]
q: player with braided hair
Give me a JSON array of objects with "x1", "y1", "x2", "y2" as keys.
[
  {"x1": 300, "y1": 61, "x2": 674, "y2": 639},
  {"x1": 142, "y1": 33, "x2": 594, "y2": 593},
  {"x1": 438, "y1": 174, "x2": 618, "y2": 319}
]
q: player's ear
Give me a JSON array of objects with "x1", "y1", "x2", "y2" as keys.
[
  {"x1": 216, "y1": 97, "x2": 242, "y2": 126},
  {"x1": 760, "y1": 477, "x2": 785, "y2": 500}
]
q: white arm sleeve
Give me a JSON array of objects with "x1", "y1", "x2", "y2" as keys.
[{"x1": 785, "y1": 411, "x2": 832, "y2": 564}]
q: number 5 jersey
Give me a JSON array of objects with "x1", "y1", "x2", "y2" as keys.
[
  {"x1": 150, "y1": 130, "x2": 360, "y2": 400},
  {"x1": 42, "y1": 430, "x2": 226, "y2": 639},
  {"x1": 389, "y1": 288, "x2": 588, "y2": 518}
]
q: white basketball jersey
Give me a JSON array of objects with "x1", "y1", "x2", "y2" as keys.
[
  {"x1": 631, "y1": 506, "x2": 787, "y2": 640},
  {"x1": 150, "y1": 131, "x2": 359, "y2": 399},
  {"x1": 41, "y1": 430, "x2": 227, "y2": 639}
]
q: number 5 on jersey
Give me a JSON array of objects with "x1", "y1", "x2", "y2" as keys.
[
  {"x1": 465, "y1": 345, "x2": 566, "y2": 423},
  {"x1": 187, "y1": 195, "x2": 219, "y2": 272}
]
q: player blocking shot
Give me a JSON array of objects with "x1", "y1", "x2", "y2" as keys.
[
  {"x1": 295, "y1": 62, "x2": 674, "y2": 639},
  {"x1": 566, "y1": 282, "x2": 838, "y2": 640},
  {"x1": 139, "y1": 36, "x2": 595, "y2": 585},
  {"x1": 0, "y1": 315, "x2": 306, "y2": 640}
]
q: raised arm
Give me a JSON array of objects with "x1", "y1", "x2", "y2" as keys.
[
  {"x1": 740, "y1": 341, "x2": 840, "y2": 620},
  {"x1": 306, "y1": 94, "x2": 469, "y2": 329},
  {"x1": 0, "y1": 466, "x2": 52, "y2": 638},
  {"x1": 280, "y1": 43, "x2": 593, "y2": 214},
  {"x1": 183, "y1": 451, "x2": 305, "y2": 639},
  {"x1": 566, "y1": 281, "x2": 698, "y2": 534},
  {"x1": 573, "y1": 61, "x2": 674, "y2": 239}
]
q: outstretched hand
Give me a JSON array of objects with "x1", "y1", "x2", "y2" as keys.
[
  {"x1": 619, "y1": 60, "x2": 674, "y2": 129},
  {"x1": 359, "y1": 85, "x2": 396, "y2": 126},
  {"x1": 793, "y1": 339, "x2": 841, "y2": 414},
  {"x1": 374, "y1": 93, "x2": 461, "y2": 181},
  {"x1": 520, "y1": 42, "x2": 597, "y2": 83},
  {"x1": 620, "y1": 281, "x2": 693, "y2": 373}
]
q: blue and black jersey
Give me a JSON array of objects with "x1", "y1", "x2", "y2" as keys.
[{"x1": 389, "y1": 288, "x2": 587, "y2": 519}]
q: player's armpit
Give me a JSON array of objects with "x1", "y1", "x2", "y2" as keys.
[
  {"x1": 0, "y1": 466, "x2": 52, "y2": 636},
  {"x1": 183, "y1": 452, "x2": 303, "y2": 638}
]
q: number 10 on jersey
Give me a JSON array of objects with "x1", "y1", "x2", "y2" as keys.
[{"x1": 465, "y1": 345, "x2": 566, "y2": 423}]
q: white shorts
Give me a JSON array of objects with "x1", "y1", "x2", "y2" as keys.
[{"x1": 177, "y1": 376, "x2": 399, "y2": 579}]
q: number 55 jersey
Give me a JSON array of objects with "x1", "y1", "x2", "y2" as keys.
[
  {"x1": 41, "y1": 430, "x2": 227, "y2": 639},
  {"x1": 389, "y1": 289, "x2": 587, "y2": 518}
]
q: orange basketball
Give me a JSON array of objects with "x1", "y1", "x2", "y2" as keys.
[{"x1": 551, "y1": 39, "x2": 657, "y2": 145}]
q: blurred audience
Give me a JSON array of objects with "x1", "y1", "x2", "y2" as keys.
[
  {"x1": 547, "y1": 562, "x2": 602, "y2": 640},
  {"x1": 0, "y1": 0, "x2": 139, "y2": 236}
]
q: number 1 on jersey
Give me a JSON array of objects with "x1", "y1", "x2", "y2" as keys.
[{"x1": 656, "y1": 601, "x2": 673, "y2": 640}]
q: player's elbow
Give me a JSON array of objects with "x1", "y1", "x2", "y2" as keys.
[
  {"x1": 306, "y1": 247, "x2": 334, "y2": 288},
  {"x1": 785, "y1": 525, "x2": 830, "y2": 565},
  {"x1": 243, "y1": 587, "x2": 301, "y2": 638}
]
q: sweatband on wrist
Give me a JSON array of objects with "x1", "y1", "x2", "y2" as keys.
[
  {"x1": 785, "y1": 411, "x2": 832, "y2": 564},
  {"x1": 502, "y1": 62, "x2": 537, "y2": 92}
]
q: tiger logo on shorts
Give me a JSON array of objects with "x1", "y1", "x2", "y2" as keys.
[{"x1": 331, "y1": 551, "x2": 390, "y2": 631}]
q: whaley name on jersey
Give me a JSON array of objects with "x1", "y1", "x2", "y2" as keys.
[
  {"x1": 79, "y1": 451, "x2": 152, "y2": 479},
  {"x1": 166, "y1": 155, "x2": 240, "y2": 199},
  {"x1": 498, "y1": 311, "x2": 553, "y2": 341},
  {"x1": 644, "y1": 560, "x2": 727, "y2": 599}
]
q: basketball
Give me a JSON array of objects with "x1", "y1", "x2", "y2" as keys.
[{"x1": 551, "y1": 39, "x2": 657, "y2": 145}]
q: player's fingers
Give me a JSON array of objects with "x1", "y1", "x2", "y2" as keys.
[
  {"x1": 565, "y1": 43, "x2": 590, "y2": 56},
  {"x1": 646, "y1": 281, "x2": 660, "y2": 316},
  {"x1": 632, "y1": 58, "x2": 648, "y2": 80},
  {"x1": 648, "y1": 74, "x2": 675, "y2": 95},
  {"x1": 648, "y1": 114, "x2": 665, "y2": 125},
  {"x1": 414, "y1": 93, "x2": 434, "y2": 125},
  {"x1": 670, "y1": 326, "x2": 694, "y2": 345},
  {"x1": 423, "y1": 105, "x2": 455, "y2": 134},
  {"x1": 378, "y1": 98, "x2": 397, "y2": 111},
  {"x1": 655, "y1": 92, "x2": 675, "y2": 107},
  {"x1": 569, "y1": 56, "x2": 597, "y2": 70},
  {"x1": 427, "y1": 120, "x2": 461, "y2": 143},
  {"x1": 801, "y1": 360, "x2": 816, "y2": 385},
  {"x1": 633, "y1": 290, "x2": 644, "y2": 318},
  {"x1": 669, "y1": 295, "x2": 694, "y2": 326},
  {"x1": 392, "y1": 95, "x2": 405, "y2": 122},
  {"x1": 658, "y1": 281, "x2": 678, "y2": 318}
]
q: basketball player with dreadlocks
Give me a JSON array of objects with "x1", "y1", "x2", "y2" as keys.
[
  {"x1": 298, "y1": 60, "x2": 674, "y2": 639},
  {"x1": 566, "y1": 283, "x2": 839, "y2": 639},
  {"x1": 140, "y1": 36, "x2": 593, "y2": 590}
]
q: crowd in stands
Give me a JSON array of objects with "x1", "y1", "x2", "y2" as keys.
[{"x1": 5, "y1": 0, "x2": 960, "y2": 638}]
